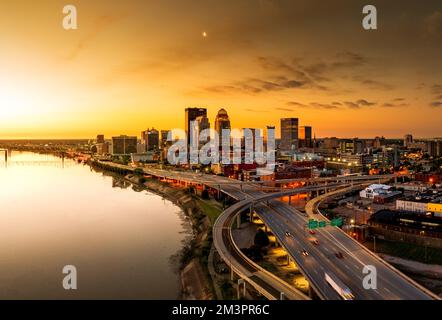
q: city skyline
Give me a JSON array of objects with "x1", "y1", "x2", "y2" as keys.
[{"x1": 1, "y1": 0, "x2": 441, "y2": 139}]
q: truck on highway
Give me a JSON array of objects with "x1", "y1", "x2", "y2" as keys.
[{"x1": 325, "y1": 272, "x2": 355, "y2": 300}]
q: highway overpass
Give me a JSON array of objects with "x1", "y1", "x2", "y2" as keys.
[{"x1": 93, "y1": 161, "x2": 438, "y2": 300}]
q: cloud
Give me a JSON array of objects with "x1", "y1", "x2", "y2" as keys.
[
  {"x1": 287, "y1": 99, "x2": 379, "y2": 110},
  {"x1": 287, "y1": 101, "x2": 308, "y2": 107},
  {"x1": 285, "y1": 101, "x2": 338, "y2": 110},
  {"x1": 431, "y1": 84, "x2": 442, "y2": 94},
  {"x1": 275, "y1": 107, "x2": 295, "y2": 112},
  {"x1": 426, "y1": 84, "x2": 442, "y2": 107},
  {"x1": 424, "y1": 11, "x2": 442, "y2": 37},
  {"x1": 205, "y1": 51, "x2": 371, "y2": 96},
  {"x1": 309, "y1": 102, "x2": 339, "y2": 109},
  {"x1": 65, "y1": 15, "x2": 124, "y2": 61},
  {"x1": 354, "y1": 78, "x2": 395, "y2": 90},
  {"x1": 430, "y1": 101, "x2": 442, "y2": 107},
  {"x1": 331, "y1": 51, "x2": 367, "y2": 68},
  {"x1": 344, "y1": 101, "x2": 359, "y2": 109},
  {"x1": 382, "y1": 102, "x2": 409, "y2": 108},
  {"x1": 244, "y1": 108, "x2": 268, "y2": 113},
  {"x1": 356, "y1": 99, "x2": 376, "y2": 106}
]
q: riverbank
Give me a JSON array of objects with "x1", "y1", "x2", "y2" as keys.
[{"x1": 124, "y1": 173, "x2": 223, "y2": 299}]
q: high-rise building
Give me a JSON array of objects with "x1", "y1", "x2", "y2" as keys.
[
  {"x1": 192, "y1": 115, "x2": 210, "y2": 146},
  {"x1": 426, "y1": 140, "x2": 440, "y2": 157},
  {"x1": 112, "y1": 135, "x2": 137, "y2": 155},
  {"x1": 404, "y1": 134, "x2": 413, "y2": 148},
  {"x1": 280, "y1": 118, "x2": 299, "y2": 151},
  {"x1": 214, "y1": 108, "x2": 231, "y2": 147},
  {"x1": 185, "y1": 107, "x2": 207, "y2": 146},
  {"x1": 141, "y1": 128, "x2": 159, "y2": 151},
  {"x1": 339, "y1": 138, "x2": 364, "y2": 155},
  {"x1": 373, "y1": 136, "x2": 386, "y2": 149},
  {"x1": 160, "y1": 130, "x2": 169, "y2": 148},
  {"x1": 96, "y1": 134, "x2": 105, "y2": 144},
  {"x1": 299, "y1": 126, "x2": 312, "y2": 148}
]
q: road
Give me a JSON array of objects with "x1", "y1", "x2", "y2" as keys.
[{"x1": 96, "y1": 161, "x2": 438, "y2": 300}]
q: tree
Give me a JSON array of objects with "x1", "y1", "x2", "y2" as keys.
[
  {"x1": 254, "y1": 229, "x2": 270, "y2": 248},
  {"x1": 201, "y1": 189, "x2": 210, "y2": 199}
]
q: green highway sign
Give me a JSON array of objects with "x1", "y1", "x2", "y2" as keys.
[
  {"x1": 307, "y1": 217, "x2": 343, "y2": 230},
  {"x1": 308, "y1": 219, "x2": 319, "y2": 230}
]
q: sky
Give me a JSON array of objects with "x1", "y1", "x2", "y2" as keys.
[{"x1": 0, "y1": 0, "x2": 441, "y2": 139}]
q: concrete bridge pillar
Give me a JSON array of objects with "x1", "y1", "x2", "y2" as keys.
[
  {"x1": 249, "y1": 204, "x2": 254, "y2": 222},
  {"x1": 308, "y1": 286, "x2": 314, "y2": 298},
  {"x1": 280, "y1": 292, "x2": 285, "y2": 300},
  {"x1": 237, "y1": 279, "x2": 246, "y2": 300},
  {"x1": 286, "y1": 254, "x2": 290, "y2": 266},
  {"x1": 236, "y1": 214, "x2": 241, "y2": 229},
  {"x1": 288, "y1": 196, "x2": 292, "y2": 205}
]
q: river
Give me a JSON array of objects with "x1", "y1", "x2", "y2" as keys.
[{"x1": 0, "y1": 151, "x2": 190, "y2": 299}]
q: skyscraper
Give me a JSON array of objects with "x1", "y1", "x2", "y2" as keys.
[
  {"x1": 160, "y1": 130, "x2": 169, "y2": 148},
  {"x1": 404, "y1": 134, "x2": 413, "y2": 148},
  {"x1": 280, "y1": 118, "x2": 299, "y2": 151},
  {"x1": 96, "y1": 134, "x2": 105, "y2": 144},
  {"x1": 141, "y1": 128, "x2": 159, "y2": 151},
  {"x1": 112, "y1": 135, "x2": 137, "y2": 155},
  {"x1": 194, "y1": 115, "x2": 211, "y2": 144},
  {"x1": 214, "y1": 108, "x2": 231, "y2": 147},
  {"x1": 185, "y1": 107, "x2": 207, "y2": 146},
  {"x1": 299, "y1": 126, "x2": 312, "y2": 148}
]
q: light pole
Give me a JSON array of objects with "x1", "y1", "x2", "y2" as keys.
[{"x1": 373, "y1": 235, "x2": 376, "y2": 253}]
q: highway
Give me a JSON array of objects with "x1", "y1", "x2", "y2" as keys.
[{"x1": 95, "y1": 161, "x2": 439, "y2": 300}]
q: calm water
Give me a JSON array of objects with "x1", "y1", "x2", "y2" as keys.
[{"x1": 0, "y1": 151, "x2": 190, "y2": 299}]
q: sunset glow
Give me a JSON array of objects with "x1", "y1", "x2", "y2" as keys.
[{"x1": 0, "y1": 0, "x2": 441, "y2": 139}]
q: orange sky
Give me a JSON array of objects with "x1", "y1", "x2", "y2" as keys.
[{"x1": 0, "y1": 0, "x2": 441, "y2": 139}]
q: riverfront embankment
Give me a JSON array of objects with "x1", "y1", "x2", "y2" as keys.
[
  {"x1": 129, "y1": 174, "x2": 223, "y2": 300},
  {"x1": 91, "y1": 160, "x2": 222, "y2": 299}
]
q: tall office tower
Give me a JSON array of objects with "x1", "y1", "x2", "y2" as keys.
[
  {"x1": 96, "y1": 134, "x2": 105, "y2": 144},
  {"x1": 427, "y1": 140, "x2": 438, "y2": 157},
  {"x1": 373, "y1": 136, "x2": 386, "y2": 149},
  {"x1": 299, "y1": 126, "x2": 312, "y2": 148},
  {"x1": 111, "y1": 135, "x2": 138, "y2": 155},
  {"x1": 160, "y1": 130, "x2": 169, "y2": 147},
  {"x1": 437, "y1": 141, "x2": 442, "y2": 157},
  {"x1": 141, "y1": 128, "x2": 159, "y2": 151},
  {"x1": 339, "y1": 138, "x2": 364, "y2": 154},
  {"x1": 280, "y1": 118, "x2": 299, "y2": 151},
  {"x1": 404, "y1": 134, "x2": 413, "y2": 148},
  {"x1": 214, "y1": 108, "x2": 231, "y2": 147},
  {"x1": 193, "y1": 115, "x2": 210, "y2": 146},
  {"x1": 185, "y1": 107, "x2": 207, "y2": 146}
]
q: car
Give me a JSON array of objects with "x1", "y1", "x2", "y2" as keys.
[
  {"x1": 312, "y1": 239, "x2": 320, "y2": 245},
  {"x1": 308, "y1": 230, "x2": 316, "y2": 235},
  {"x1": 285, "y1": 231, "x2": 291, "y2": 237},
  {"x1": 335, "y1": 252, "x2": 344, "y2": 259},
  {"x1": 301, "y1": 249, "x2": 309, "y2": 256}
]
